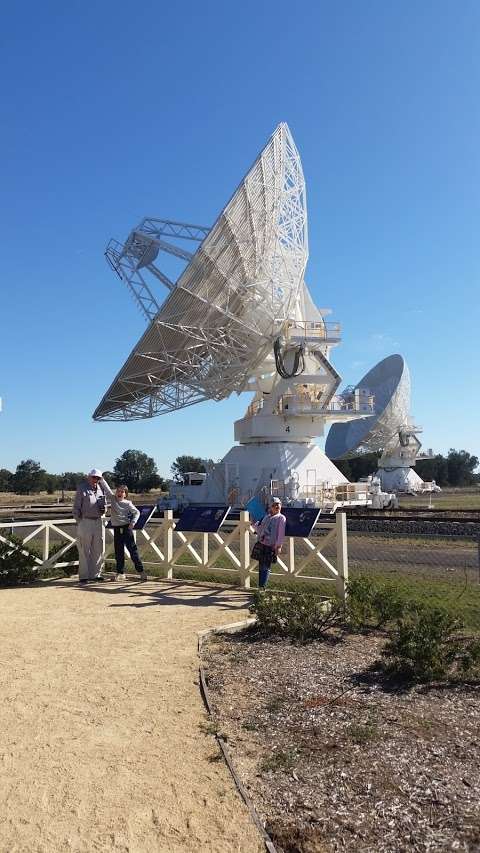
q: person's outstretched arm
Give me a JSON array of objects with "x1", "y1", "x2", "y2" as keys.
[{"x1": 100, "y1": 476, "x2": 114, "y2": 498}]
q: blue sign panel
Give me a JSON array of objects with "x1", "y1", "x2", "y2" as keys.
[
  {"x1": 106, "y1": 505, "x2": 155, "y2": 531},
  {"x1": 245, "y1": 496, "x2": 266, "y2": 524},
  {"x1": 175, "y1": 505, "x2": 231, "y2": 533},
  {"x1": 283, "y1": 507, "x2": 320, "y2": 538}
]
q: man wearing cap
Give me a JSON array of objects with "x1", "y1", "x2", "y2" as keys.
[{"x1": 73, "y1": 469, "x2": 107, "y2": 584}]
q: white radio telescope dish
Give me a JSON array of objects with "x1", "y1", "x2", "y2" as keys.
[
  {"x1": 94, "y1": 123, "x2": 308, "y2": 421},
  {"x1": 325, "y1": 355, "x2": 409, "y2": 459},
  {"x1": 325, "y1": 355, "x2": 424, "y2": 493},
  {"x1": 94, "y1": 124, "x2": 425, "y2": 504}
]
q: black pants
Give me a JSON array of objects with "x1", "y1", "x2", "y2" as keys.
[{"x1": 113, "y1": 526, "x2": 144, "y2": 573}]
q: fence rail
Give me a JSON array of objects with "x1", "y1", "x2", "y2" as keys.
[
  {"x1": 0, "y1": 511, "x2": 349, "y2": 599},
  {"x1": 2, "y1": 513, "x2": 480, "y2": 628}
]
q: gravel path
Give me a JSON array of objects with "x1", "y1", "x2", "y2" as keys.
[{"x1": 0, "y1": 578, "x2": 262, "y2": 853}]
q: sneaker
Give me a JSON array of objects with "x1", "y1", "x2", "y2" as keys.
[
  {"x1": 91, "y1": 574, "x2": 105, "y2": 582},
  {"x1": 79, "y1": 579, "x2": 88, "y2": 585},
  {"x1": 115, "y1": 573, "x2": 127, "y2": 581},
  {"x1": 138, "y1": 571, "x2": 148, "y2": 582}
]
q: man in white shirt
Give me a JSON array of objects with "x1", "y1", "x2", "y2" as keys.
[{"x1": 73, "y1": 468, "x2": 106, "y2": 584}]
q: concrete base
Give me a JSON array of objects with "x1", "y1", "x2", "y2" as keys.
[
  {"x1": 377, "y1": 466, "x2": 423, "y2": 494},
  {"x1": 171, "y1": 442, "x2": 349, "y2": 506}
]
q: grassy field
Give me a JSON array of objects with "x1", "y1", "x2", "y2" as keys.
[
  {"x1": 0, "y1": 489, "x2": 164, "y2": 508},
  {"x1": 399, "y1": 487, "x2": 480, "y2": 510},
  {"x1": 2, "y1": 485, "x2": 480, "y2": 511}
]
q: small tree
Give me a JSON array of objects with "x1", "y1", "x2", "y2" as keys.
[
  {"x1": 45, "y1": 474, "x2": 62, "y2": 495},
  {"x1": 12, "y1": 459, "x2": 46, "y2": 494},
  {"x1": 171, "y1": 455, "x2": 206, "y2": 483},
  {"x1": 138, "y1": 473, "x2": 165, "y2": 492},
  {"x1": 0, "y1": 469, "x2": 13, "y2": 492},
  {"x1": 447, "y1": 449, "x2": 479, "y2": 487},
  {"x1": 416, "y1": 454, "x2": 449, "y2": 486},
  {"x1": 62, "y1": 472, "x2": 86, "y2": 491},
  {"x1": 113, "y1": 450, "x2": 159, "y2": 492}
]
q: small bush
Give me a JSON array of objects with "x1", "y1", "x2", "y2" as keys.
[
  {"x1": 381, "y1": 604, "x2": 462, "y2": 681},
  {"x1": 40, "y1": 541, "x2": 78, "y2": 577},
  {"x1": 0, "y1": 538, "x2": 38, "y2": 586},
  {"x1": 459, "y1": 638, "x2": 480, "y2": 676},
  {"x1": 260, "y1": 748, "x2": 297, "y2": 773},
  {"x1": 346, "y1": 575, "x2": 406, "y2": 630},
  {"x1": 250, "y1": 589, "x2": 342, "y2": 643},
  {"x1": 347, "y1": 717, "x2": 379, "y2": 745}
]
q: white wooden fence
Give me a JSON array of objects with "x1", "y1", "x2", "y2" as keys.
[{"x1": 0, "y1": 511, "x2": 349, "y2": 599}]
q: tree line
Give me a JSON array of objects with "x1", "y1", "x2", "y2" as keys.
[
  {"x1": 335, "y1": 448, "x2": 479, "y2": 487},
  {"x1": 0, "y1": 451, "x2": 211, "y2": 495},
  {"x1": 1, "y1": 448, "x2": 477, "y2": 496}
]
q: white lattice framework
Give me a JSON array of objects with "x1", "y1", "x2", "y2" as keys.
[{"x1": 94, "y1": 123, "x2": 308, "y2": 421}]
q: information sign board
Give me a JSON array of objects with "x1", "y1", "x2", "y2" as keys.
[
  {"x1": 175, "y1": 505, "x2": 230, "y2": 533},
  {"x1": 283, "y1": 507, "x2": 320, "y2": 538}
]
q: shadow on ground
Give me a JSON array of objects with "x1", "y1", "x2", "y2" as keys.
[{"x1": 40, "y1": 577, "x2": 253, "y2": 613}]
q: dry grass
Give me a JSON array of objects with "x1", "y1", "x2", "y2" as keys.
[
  {"x1": 0, "y1": 489, "x2": 164, "y2": 507},
  {"x1": 399, "y1": 487, "x2": 480, "y2": 511}
]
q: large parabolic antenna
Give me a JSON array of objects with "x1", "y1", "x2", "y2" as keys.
[
  {"x1": 325, "y1": 355, "x2": 424, "y2": 492},
  {"x1": 94, "y1": 123, "x2": 426, "y2": 503},
  {"x1": 325, "y1": 355, "x2": 410, "y2": 458},
  {"x1": 94, "y1": 123, "x2": 308, "y2": 421}
]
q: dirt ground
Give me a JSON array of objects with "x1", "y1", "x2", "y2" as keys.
[
  {"x1": 0, "y1": 578, "x2": 263, "y2": 853},
  {"x1": 204, "y1": 631, "x2": 480, "y2": 853}
]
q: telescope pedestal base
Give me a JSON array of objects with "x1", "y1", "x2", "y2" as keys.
[
  {"x1": 195, "y1": 441, "x2": 349, "y2": 505},
  {"x1": 376, "y1": 465, "x2": 423, "y2": 494}
]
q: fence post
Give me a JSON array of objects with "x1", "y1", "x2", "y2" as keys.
[
  {"x1": 101, "y1": 521, "x2": 106, "y2": 572},
  {"x1": 238, "y1": 511, "x2": 251, "y2": 589},
  {"x1": 43, "y1": 523, "x2": 50, "y2": 562},
  {"x1": 335, "y1": 512, "x2": 348, "y2": 602},
  {"x1": 201, "y1": 532, "x2": 209, "y2": 566},
  {"x1": 477, "y1": 535, "x2": 480, "y2": 585},
  {"x1": 164, "y1": 510, "x2": 174, "y2": 579},
  {"x1": 287, "y1": 536, "x2": 295, "y2": 575}
]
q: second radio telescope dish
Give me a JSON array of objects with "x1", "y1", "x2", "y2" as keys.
[
  {"x1": 94, "y1": 123, "x2": 308, "y2": 421},
  {"x1": 325, "y1": 354, "x2": 410, "y2": 459}
]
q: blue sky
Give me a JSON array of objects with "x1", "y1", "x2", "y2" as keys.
[{"x1": 1, "y1": 1, "x2": 478, "y2": 477}]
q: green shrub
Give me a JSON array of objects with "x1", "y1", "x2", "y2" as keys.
[
  {"x1": 260, "y1": 748, "x2": 297, "y2": 773},
  {"x1": 40, "y1": 541, "x2": 78, "y2": 577},
  {"x1": 381, "y1": 604, "x2": 462, "y2": 681},
  {"x1": 459, "y1": 638, "x2": 480, "y2": 676},
  {"x1": 0, "y1": 538, "x2": 38, "y2": 586},
  {"x1": 346, "y1": 575, "x2": 406, "y2": 630},
  {"x1": 250, "y1": 589, "x2": 342, "y2": 643}
]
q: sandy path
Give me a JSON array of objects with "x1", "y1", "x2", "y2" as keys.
[{"x1": 0, "y1": 579, "x2": 263, "y2": 853}]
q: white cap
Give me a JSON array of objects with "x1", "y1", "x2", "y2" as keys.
[
  {"x1": 271, "y1": 497, "x2": 282, "y2": 505},
  {"x1": 88, "y1": 468, "x2": 103, "y2": 477}
]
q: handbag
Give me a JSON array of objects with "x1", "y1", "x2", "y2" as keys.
[
  {"x1": 250, "y1": 540, "x2": 264, "y2": 561},
  {"x1": 251, "y1": 540, "x2": 277, "y2": 564}
]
